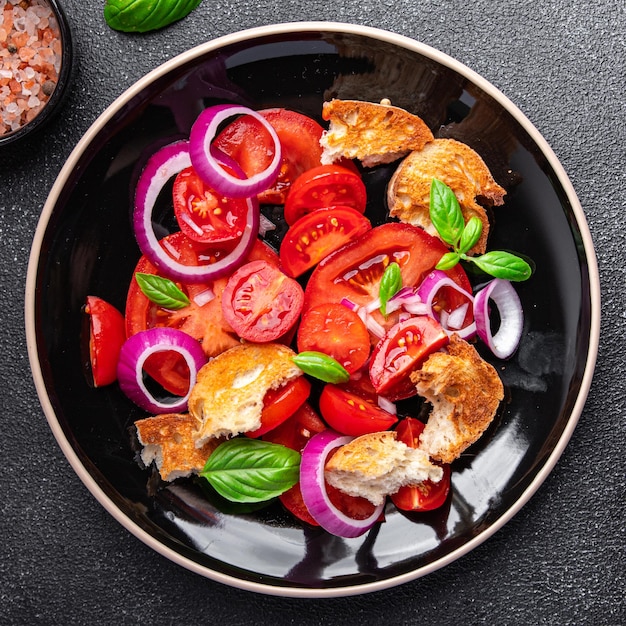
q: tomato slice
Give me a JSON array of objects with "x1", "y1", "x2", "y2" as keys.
[
  {"x1": 280, "y1": 206, "x2": 372, "y2": 277},
  {"x1": 172, "y1": 166, "x2": 249, "y2": 244},
  {"x1": 296, "y1": 302, "x2": 370, "y2": 373},
  {"x1": 391, "y1": 418, "x2": 451, "y2": 512},
  {"x1": 125, "y1": 233, "x2": 279, "y2": 395},
  {"x1": 245, "y1": 376, "x2": 312, "y2": 438},
  {"x1": 213, "y1": 108, "x2": 325, "y2": 205},
  {"x1": 303, "y1": 222, "x2": 473, "y2": 340},
  {"x1": 221, "y1": 259, "x2": 304, "y2": 342},
  {"x1": 369, "y1": 316, "x2": 449, "y2": 401},
  {"x1": 318, "y1": 384, "x2": 398, "y2": 436},
  {"x1": 263, "y1": 402, "x2": 327, "y2": 526},
  {"x1": 283, "y1": 164, "x2": 367, "y2": 225},
  {"x1": 84, "y1": 296, "x2": 126, "y2": 387}
]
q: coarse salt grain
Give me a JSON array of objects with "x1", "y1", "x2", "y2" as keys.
[{"x1": 1, "y1": 0, "x2": 62, "y2": 137}]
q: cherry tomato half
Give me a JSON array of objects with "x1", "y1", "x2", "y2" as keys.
[
  {"x1": 172, "y1": 166, "x2": 249, "y2": 244},
  {"x1": 283, "y1": 164, "x2": 367, "y2": 225},
  {"x1": 318, "y1": 384, "x2": 398, "y2": 436},
  {"x1": 296, "y1": 302, "x2": 370, "y2": 373},
  {"x1": 303, "y1": 222, "x2": 473, "y2": 341},
  {"x1": 84, "y1": 296, "x2": 126, "y2": 387},
  {"x1": 369, "y1": 316, "x2": 449, "y2": 401},
  {"x1": 280, "y1": 206, "x2": 372, "y2": 278},
  {"x1": 125, "y1": 233, "x2": 280, "y2": 395},
  {"x1": 391, "y1": 418, "x2": 451, "y2": 512},
  {"x1": 221, "y1": 259, "x2": 304, "y2": 343},
  {"x1": 246, "y1": 376, "x2": 312, "y2": 438},
  {"x1": 213, "y1": 108, "x2": 325, "y2": 205}
]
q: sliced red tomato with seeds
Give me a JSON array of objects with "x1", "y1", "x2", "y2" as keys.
[
  {"x1": 318, "y1": 384, "x2": 398, "y2": 436},
  {"x1": 283, "y1": 164, "x2": 367, "y2": 225},
  {"x1": 369, "y1": 316, "x2": 449, "y2": 401},
  {"x1": 84, "y1": 296, "x2": 126, "y2": 387},
  {"x1": 280, "y1": 206, "x2": 372, "y2": 277},
  {"x1": 172, "y1": 166, "x2": 249, "y2": 244},
  {"x1": 391, "y1": 418, "x2": 451, "y2": 512},
  {"x1": 296, "y1": 302, "x2": 370, "y2": 373},
  {"x1": 303, "y1": 222, "x2": 473, "y2": 340},
  {"x1": 213, "y1": 108, "x2": 324, "y2": 205},
  {"x1": 125, "y1": 233, "x2": 279, "y2": 395},
  {"x1": 221, "y1": 259, "x2": 304, "y2": 343}
]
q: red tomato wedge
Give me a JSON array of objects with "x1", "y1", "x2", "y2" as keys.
[
  {"x1": 221, "y1": 259, "x2": 304, "y2": 343},
  {"x1": 84, "y1": 296, "x2": 126, "y2": 387},
  {"x1": 213, "y1": 108, "x2": 325, "y2": 205},
  {"x1": 391, "y1": 418, "x2": 451, "y2": 512},
  {"x1": 125, "y1": 233, "x2": 279, "y2": 395},
  {"x1": 296, "y1": 302, "x2": 370, "y2": 373},
  {"x1": 172, "y1": 166, "x2": 249, "y2": 244},
  {"x1": 263, "y1": 403, "x2": 327, "y2": 526},
  {"x1": 246, "y1": 376, "x2": 312, "y2": 438},
  {"x1": 280, "y1": 206, "x2": 372, "y2": 278},
  {"x1": 283, "y1": 164, "x2": 367, "y2": 225},
  {"x1": 369, "y1": 316, "x2": 449, "y2": 401},
  {"x1": 303, "y1": 222, "x2": 473, "y2": 340},
  {"x1": 318, "y1": 384, "x2": 398, "y2": 436}
]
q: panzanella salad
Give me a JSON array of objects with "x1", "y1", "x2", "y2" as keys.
[{"x1": 83, "y1": 99, "x2": 531, "y2": 538}]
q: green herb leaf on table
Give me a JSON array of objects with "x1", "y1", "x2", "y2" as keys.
[
  {"x1": 292, "y1": 351, "x2": 350, "y2": 384},
  {"x1": 135, "y1": 273, "x2": 190, "y2": 309},
  {"x1": 379, "y1": 262, "x2": 402, "y2": 316},
  {"x1": 199, "y1": 438, "x2": 301, "y2": 503},
  {"x1": 104, "y1": 0, "x2": 202, "y2": 34}
]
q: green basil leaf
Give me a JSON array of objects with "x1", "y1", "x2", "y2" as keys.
[
  {"x1": 292, "y1": 351, "x2": 350, "y2": 384},
  {"x1": 135, "y1": 273, "x2": 190, "y2": 309},
  {"x1": 435, "y1": 251, "x2": 461, "y2": 270},
  {"x1": 458, "y1": 216, "x2": 484, "y2": 254},
  {"x1": 379, "y1": 262, "x2": 402, "y2": 316},
  {"x1": 199, "y1": 438, "x2": 300, "y2": 503},
  {"x1": 469, "y1": 251, "x2": 533, "y2": 281},
  {"x1": 104, "y1": 0, "x2": 202, "y2": 33},
  {"x1": 429, "y1": 178, "x2": 465, "y2": 246}
]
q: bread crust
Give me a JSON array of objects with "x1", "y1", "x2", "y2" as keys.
[
  {"x1": 325, "y1": 431, "x2": 443, "y2": 505},
  {"x1": 411, "y1": 335, "x2": 504, "y2": 464},
  {"x1": 188, "y1": 342, "x2": 303, "y2": 445},
  {"x1": 320, "y1": 99, "x2": 434, "y2": 167},
  {"x1": 387, "y1": 138, "x2": 506, "y2": 254},
  {"x1": 135, "y1": 413, "x2": 223, "y2": 482}
]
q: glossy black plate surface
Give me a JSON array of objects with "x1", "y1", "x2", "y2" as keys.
[{"x1": 25, "y1": 23, "x2": 599, "y2": 597}]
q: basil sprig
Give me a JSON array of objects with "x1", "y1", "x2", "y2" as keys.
[
  {"x1": 199, "y1": 438, "x2": 300, "y2": 503},
  {"x1": 292, "y1": 351, "x2": 350, "y2": 384},
  {"x1": 430, "y1": 179, "x2": 532, "y2": 282},
  {"x1": 379, "y1": 262, "x2": 402, "y2": 316},
  {"x1": 104, "y1": 0, "x2": 202, "y2": 33},
  {"x1": 135, "y1": 273, "x2": 190, "y2": 310}
]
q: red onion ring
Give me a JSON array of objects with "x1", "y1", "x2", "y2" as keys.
[
  {"x1": 133, "y1": 140, "x2": 259, "y2": 283},
  {"x1": 474, "y1": 279, "x2": 524, "y2": 359},
  {"x1": 117, "y1": 327, "x2": 208, "y2": 413},
  {"x1": 300, "y1": 430, "x2": 385, "y2": 538},
  {"x1": 417, "y1": 270, "x2": 476, "y2": 339},
  {"x1": 189, "y1": 104, "x2": 282, "y2": 198}
]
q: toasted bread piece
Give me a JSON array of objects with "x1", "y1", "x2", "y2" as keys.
[
  {"x1": 135, "y1": 413, "x2": 222, "y2": 482},
  {"x1": 387, "y1": 138, "x2": 506, "y2": 254},
  {"x1": 188, "y1": 343, "x2": 302, "y2": 445},
  {"x1": 320, "y1": 99, "x2": 434, "y2": 167},
  {"x1": 324, "y1": 431, "x2": 443, "y2": 506},
  {"x1": 411, "y1": 335, "x2": 504, "y2": 464}
]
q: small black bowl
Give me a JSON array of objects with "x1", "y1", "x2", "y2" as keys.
[{"x1": 0, "y1": 0, "x2": 73, "y2": 147}]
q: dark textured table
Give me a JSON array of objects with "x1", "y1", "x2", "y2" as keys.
[{"x1": 1, "y1": 1, "x2": 624, "y2": 624}]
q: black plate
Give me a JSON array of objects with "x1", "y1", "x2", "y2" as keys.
[{"x1": 25, "y1": 23, "x2": 599, "y2": 597}]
